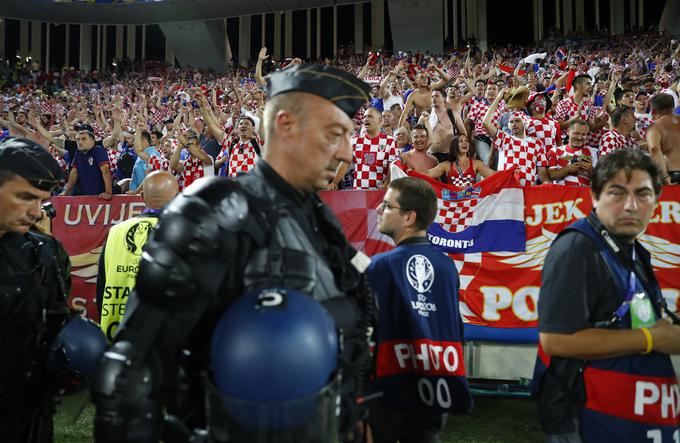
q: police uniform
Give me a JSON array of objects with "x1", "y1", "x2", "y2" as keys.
[
  {"x1": 92, "y1": 65, "x2": 376, "y2": 443},
  {"x1": 0, "y1": 139, "x2": 70, "y2": 442}
]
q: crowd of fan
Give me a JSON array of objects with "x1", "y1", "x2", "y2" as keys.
[{"x1": 1, "y1": 29, "x2": 679, "y2": 199}]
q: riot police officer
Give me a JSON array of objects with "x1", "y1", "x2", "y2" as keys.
[
  {"x1": 92, "y1": 65, "x2": 376, "y2": 442},
  {"x1": 0, "y1": 138, "x2": 70, "y2": 442}
]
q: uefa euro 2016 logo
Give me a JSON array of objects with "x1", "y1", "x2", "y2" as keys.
[{"x1": 406, "y1": 254, "x2": 435, "y2": 293}]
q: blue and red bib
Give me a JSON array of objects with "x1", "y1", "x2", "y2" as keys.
[
  {"x1": 533, "y1": 218, "x2": 680, "y2": 442},
  {"x1": 367, "y1": 242, "x2": 473, "y2": 414}
]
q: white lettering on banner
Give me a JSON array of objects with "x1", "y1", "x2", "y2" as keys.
[
  {"x1": 525, "y1": 199, "x2": 587, "y2": 226},
  {"x1": 426, "y1": 234, "x2": 474, "y2": 250},
  {"x1": 481, "y1": 286, "x2": 539, "y2": 321},
  {"x1": 63, "y1": 202, "x2": 145, "y2": 226},
  {"x1": 634, "y1": 381, "x2": 680, "y2": 418},
  {"x1": 649, "y1": 201, "x2": 680, "y2": 224},
  {"x1": 393, "y1": 342, "x2": 460, "y2": 374},
  {"x1": 70, "y1": 296, "x2": 88, "y2": 315}
]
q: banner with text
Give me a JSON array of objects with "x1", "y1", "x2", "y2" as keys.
[{"x1": 51, "y1": 187, "x2": 680, "y2": 341}]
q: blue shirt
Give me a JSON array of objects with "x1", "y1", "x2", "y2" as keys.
[
  {"x1": 130, "y1": 146, "x2": 161, "y2": 191},
  {"x1": 73, "y1": 145, "x2": 109, "y2": 195}
]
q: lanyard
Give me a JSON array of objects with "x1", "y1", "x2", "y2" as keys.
[{"x1": 612, "y1": 248, "x2": 638, "y2": 322}]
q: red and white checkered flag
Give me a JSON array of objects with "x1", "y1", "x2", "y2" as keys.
[{"x1": 40, "y1": 100, "x2": 54, "y2": 115}]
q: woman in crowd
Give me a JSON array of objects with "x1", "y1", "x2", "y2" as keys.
[{"x1": 423, "y1": 134, "x2": 496, "y2": 186}]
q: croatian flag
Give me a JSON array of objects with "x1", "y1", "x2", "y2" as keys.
[
  {"x1": 555, "y1": 47, "x2": 568, "y2": 71},
  {"x1": 391, "y1": 166, "x2": 525, "y2": 254}
]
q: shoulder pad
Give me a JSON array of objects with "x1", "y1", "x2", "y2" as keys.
[{"x1": 178, "y1": 176, "x2": 249, "y2": 231}]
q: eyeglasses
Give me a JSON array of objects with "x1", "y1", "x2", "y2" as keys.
[{"x1": 378, "y1": 201, "x2": 406, "y2": 212}]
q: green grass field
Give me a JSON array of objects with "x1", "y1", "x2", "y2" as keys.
[{"x1": 55, "y1": 396, "x2": 543, "y2": 442}]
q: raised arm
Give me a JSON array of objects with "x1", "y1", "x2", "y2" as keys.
[
  {"x1": 482, "y1": 87, "x2": 506, "y2": 140},
  {"x1": 398, "y1": 93, "x2": 416, "y2": 129},
  {"x1": 255, "y1": 47, "x2": 269, "y2": 86},
  {"x1": 134, "y1": 121, "x2": 151, "y2": 162},
  {"x1": 430, "y1": 63, "x2": 452, "y2": 90},
  {"x1": 102, "y1": 109, "x2": 123, "y2": 149},
  {"x1": 196, "y1": 93, "x2": 227, "y2": 142},
  {"x1": 169, "y1": 134, "x2": 184, "y2": 173},
  {"x1": 603, "y1": 68, "x2": 621, "y2": 113},
  {"x1": 356, "y1": 56, "x2": 372, "y2": 80}
]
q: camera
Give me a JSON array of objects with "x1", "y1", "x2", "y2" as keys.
[{"x1": 42, "y1": 202, "x2": 56, "y2": 219}]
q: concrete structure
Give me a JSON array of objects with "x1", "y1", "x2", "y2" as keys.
[{"x1": 0, "y1": 0, "x2": 670, "y2": 72}]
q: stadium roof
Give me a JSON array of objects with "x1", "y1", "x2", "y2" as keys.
[{"x1": 3, "y1": 0, "x2": 364, "y2": 25}]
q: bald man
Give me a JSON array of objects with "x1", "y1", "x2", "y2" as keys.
[
  {"x1": 647, "y1": 93, "x2": 680, "y2": 184},
  {"x1": 96, "y1": 171, "x2": 179, "y2": 341}
]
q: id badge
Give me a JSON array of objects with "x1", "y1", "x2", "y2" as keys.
[{"x1": 630, "y1": 292, "x2": 656, "y2": 329}]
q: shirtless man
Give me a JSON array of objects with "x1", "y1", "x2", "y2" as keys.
[
  {"x1": 429, "y1": 89, "x2": 455, "y2": 157},
  {"x1": 647, "y1": 93, "x2": 680, "y2": 184},
  {"x1": 399, "y1": 124, "x2": 438, "y2": 172},
  {"x1": 399, "y1": 64, "x2": 451, "y2": 122}
]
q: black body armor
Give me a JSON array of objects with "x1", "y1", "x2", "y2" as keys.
[{"x1": 92, "y1": 162, "x2": 375, "y2": 442}]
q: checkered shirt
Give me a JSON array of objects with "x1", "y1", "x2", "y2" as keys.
[
  {"x1": 463, "y1": 96, "x2": 487, "y2": 117},
  {"x1": 107, "y1": 148, "x2": 120, "y2": 174},
  {"x1": 525, "y1": 117, "x2": 561, "y2": 152},
  {"x1": 548, "y1": 144, "x2": 598, "y2": 187},
  {"x1": 435, "y1": 198, "x2": 478, "y2": 233},
  {"x1": 493, "y1": 131, "x2": 548, "y2": 187},
  {"x1": 91, "y1": 122, "x2": 106, "y2": 140},
  {"x1": 554, "y1": 96, "x2": 592, "y2": 123},
  {"x1": 599, "y1": 129, "x2": 640, "y2": 158},
  {"x1": 352, "y1": 133, "x2": 397, "y2": 189},
  {"x1": 635, "y1": 113, "x2": 654, "y2": 139},
  {"x1": 218, "y1": 139, "x2": 259, "y2": 177},
  {"x1": 181, "y1": 155, "x2": 213, "y2": 189},
  {"x1": 447, "y1": 160, "x2": 477, "y2": 188},
  {"x1": 151, "y1": 106, "x2": 170, "y2": 126},
  {"x1": 49, "y1": 145, "x2": 68, "y2": 172},
  {"x1": 466, "y1": 100, "x2": 506, "y2": 137},
  {"x1": 148, "y1": 153, "x2": 170, "y2": 172}
]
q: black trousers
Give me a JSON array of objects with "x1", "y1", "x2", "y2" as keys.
[
  {"x1": 1, "y1": 408, "x2": 54, "y2": 443},
  {"x1": 368, "y1": 402, "x2": 447, "y2": 443}
]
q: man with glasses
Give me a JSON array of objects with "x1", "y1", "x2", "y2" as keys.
[
  {"x1": 367, "y1": 177, "x2": 473, "y2": 443},
  {"x1": 534, "y1": 149, "x2": 680, "y2": 442}
]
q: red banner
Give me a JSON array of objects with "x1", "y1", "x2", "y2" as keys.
[{"x1": 51, "y1": 187, "x2": 680, "y2": 329}]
